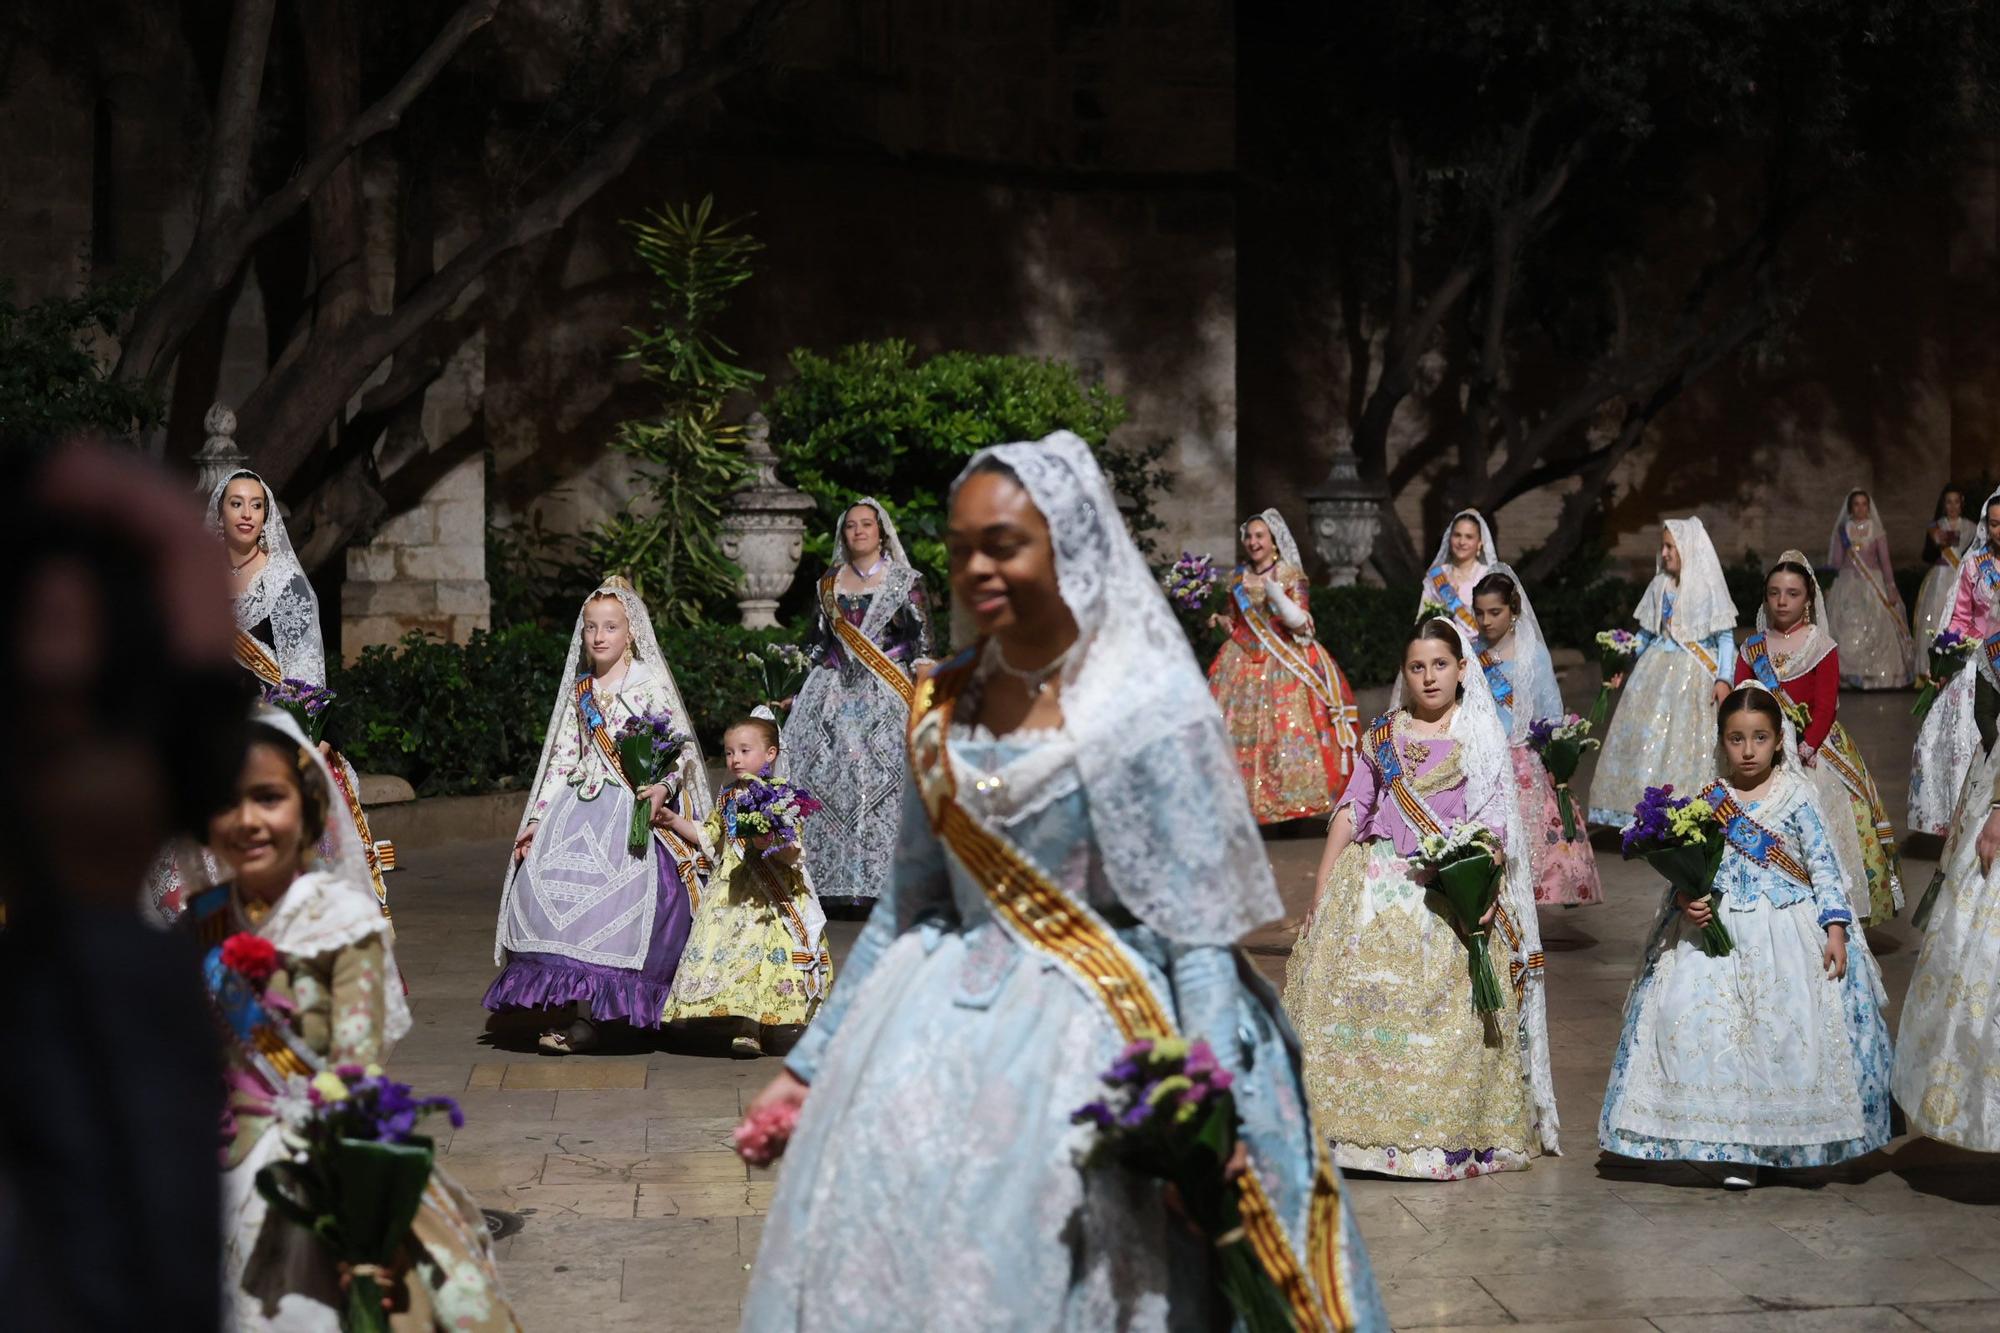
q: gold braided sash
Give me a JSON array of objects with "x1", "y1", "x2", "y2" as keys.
[
  {"x1": 909, "y1": 662, "x2": 1356, "y2": 1331},
  {"x1": 821, "y1": 573, "x2": 916, "y2": 707},
  {"x1": 234, "y1": 631, "x2": 284, "y2": 685}
]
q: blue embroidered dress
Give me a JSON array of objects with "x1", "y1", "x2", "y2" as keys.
[
  {"x1": 742, "y1": 726, "x2": 1386, "y2": 1331},
  {"x1": 1588, "y1": 592, "x2": 1736, "y2": 827},
  {"x1": 1599, "y1": 772, "x2": 1893, "y2": 1167}
]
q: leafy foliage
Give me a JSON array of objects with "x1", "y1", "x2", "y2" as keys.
[
  {"x1": 0, "y1": 275, "x2": 165, "y2": 442},
  {"x1": 1308, "y1": 585, "x2": 1416, "y2": 689},
  {"x1": 762, "y1": 340, "x2": 1155, "y2": 608},
  {"x1": 585, "y1": 198, "x2": 759, "y2": 626}
]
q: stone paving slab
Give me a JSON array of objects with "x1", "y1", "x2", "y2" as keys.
[{"x1": 381, "y1": 689, "x2": 2000, "y2": 1329}]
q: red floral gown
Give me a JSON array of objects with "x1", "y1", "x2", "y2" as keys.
[{"x1": 1206, "y1": 564, "x2": 1360, "y2": 823}]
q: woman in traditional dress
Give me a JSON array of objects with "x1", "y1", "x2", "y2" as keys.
[
  {"x1": 1588, "y1": 518, "x2": 1739, "y2": 828},
  {"x1": 1207, "y1": 508, "x2": 1360, "y2": 824},
  {"x1": 1472, "y1": 567, "x2": 1604, "y2": 906},
  {"x1": 1915, "y1": 485, "x2": 1974, "y2": 647},
  {"x1": 1825, "y1": 488, "x2": 1916, "y2": 689},
  {"x1": 195, "y1": 712, "x2": 518, "y2": 1329},
  {"x1": 739, "y1": 433, "x2": 1386, "y2": 1331},
  {"x1": 1909, "y1": 487, "x2": 2000, "y2": 836},
  {"x1": 1732, "y1": 554, "x2": 1903, "y2": 925},
  {"x1": 1416, "y1": 508, "x2": 1496, "y2": 638},
  {"x1": 1600, "y1": 685, "x2": 1892, "y2": 1189},
  {"x1": 1895, "y1": 628, "x2": 2000, "y2": 1149},
  {"x1": 486, "y1": 577, "x2": 710, "y2": 1055},
  {"x1": 787, "y1": 499, "x2": 933, "y2": 915},
  {"x1": 1285, "y1": 617, "x2": 1559, "y2": 1180},
  {"x1": 146, "y1": 470, "x2": 392, "y2": 923}
]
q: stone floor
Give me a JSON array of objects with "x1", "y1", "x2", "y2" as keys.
[{"x1": 384, "y1": 688, "x2": 2000, "y2": 1330}]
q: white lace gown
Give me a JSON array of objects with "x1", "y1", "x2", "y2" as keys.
[
  {"x1": 1825, "y1": 519, "x2": 1915, "y2": 689},
  {"x1": 1588, "y1": 599, "x2": 1734, "y2": 827},
  {"x1": 1915, "y1": 517, "x2": 1974, "y2": 647}
]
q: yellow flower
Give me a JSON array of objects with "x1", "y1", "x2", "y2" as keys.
[{"x1": 311, "y1": 1071, "x2": 351, "y2": 1103}]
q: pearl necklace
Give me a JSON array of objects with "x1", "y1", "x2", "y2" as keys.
[{"x1": 983, "y1": 638, "x2": 1073, "y2": 697}]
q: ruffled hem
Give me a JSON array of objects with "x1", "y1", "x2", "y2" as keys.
[
  {"x1": 482, "y1": 953, "x2": 673, "y2": 1029},
  {"x1": 1598, "y1": 1127, "x2": 1886, "y2": 1168},
  {"x1": 1330, "y1": 1142, "x2": 1530, "y2": 1180}
]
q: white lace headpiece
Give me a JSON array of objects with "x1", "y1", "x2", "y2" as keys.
[
  {"x1": 1723, "y1": 677, "x2": 1805, "y2": 764},
  {"x1": 830, "y1": 497, "x2": 919, "y2": 646},
  {"x1": 1964, "y1": 485, "x2": 2000, "y2": 564},
  {"x1": 512, "y1": 580, "x2": 713, "y2": 845},
  {"x1": 207, "y1": 469, "x2": 326, "y2": 686},
  {"x1": 950, "y1": 432, "x2": 1282, "y2": 944},
  {"x1": 832, "y1": 497, "x2": 911, "y2": 569},
  {"x1": 1633, "y1": 516, "x2": 1737, "y2": 643},
  {"x1": 1241, "y1": 508, "x2": 1305, "y2": 577},
  {"x1": 1753, "y1": 550, "x2": 1836, "y2": 674},
  {"x1": 1427, "y1": 508, "x2": 1497, "y2": 572},
  {"x1": 1476, "y1": 563, "x2": 1563, "y2": 743},
  {"x1": 1827, "y1": 486, "x2": 1881, "y2": 568}
]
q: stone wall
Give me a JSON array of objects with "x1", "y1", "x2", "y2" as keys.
[{"x1": 341, "y1": 453, "x2": 491, "y2": 652}]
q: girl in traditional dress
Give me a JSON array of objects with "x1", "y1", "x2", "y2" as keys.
[
  {"x1": 1588, "y1": 518, "x2": 1738, "y2": 828},
  {"x1": 487, "y1": 578, "x2": 710, "y2": 1056},
  {"x1": 1909, "y1": 487, "x2": 2000, "y2": 835},
  {"x1": 1600, "y1": 685, "x2": 1892, "y2": 1189},
  {"x1": 195, "y1": 713, "x2": 518, "y2": 1329},
  {"x1": 1915, "y1": 485, "x2": 1974, "y2": 646},
  {"x1": 787, "y1": 499, "x2": 933, "y2": 915},
  {"x1": 1286, "y1": 617, "x2": 1558, "y2": 1181},
  {"x1": 147, "y1": 470, "x2": 393, "y2": 922},
  {"x1": 1207, "y1": 507, "x2": 1361, "y2": 824},
  {"x1": 658, "y1": 715, "x2": 832, "y2": 1059},
  {"x1": 1894, "y1": 628, "x2": 2000, "y2": 1149},
  {"x1": 1472, "y1": 568, "x2": 1604, "y2": 906},
  {"x1": 1825, "y1": 488, "x2": 1916, "y2": 689},
  {"x1": 1416, "y1": 508, "x2": 1495, "y2": 637},
  {"x1": 740, "y1": 433, "x2": 1386, "y2": 1330},
  {"x1": 1732, "y1": 554, "x2": 1904, "y2": 924}
]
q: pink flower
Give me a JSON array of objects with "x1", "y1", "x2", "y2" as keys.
[{"x1": 732, "y1": 1101, "x2": 801, "y2": 1167}]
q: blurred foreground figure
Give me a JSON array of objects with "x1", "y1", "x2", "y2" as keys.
[{"x1": 0, "y1": 437, "x2": 250, "y2": 1330}]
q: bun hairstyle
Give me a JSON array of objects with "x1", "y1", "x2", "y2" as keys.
[
  {"x1": 1471, "y1": 571, "x2": 1521, "y2": 614},
  {"x1": 1765, "y1": 558, "x2": 1818, "y2": 618},
  {"x1": 728, "y1": 715, "x2": 782, "y2": 752},
  {"x1": 1715, "y1": 686, "x2": 1787, "y2": 765},
  {"x1": 245, "y1": 720, "x2": 332, "y2": 845}
]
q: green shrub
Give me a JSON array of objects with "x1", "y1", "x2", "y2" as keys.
[
  {"x1": 0, "y1": 275, "x2": 164, "y2": 440},
  {"x1": 1308, "y1": 585, "x2": 1415, "y2": 688}
]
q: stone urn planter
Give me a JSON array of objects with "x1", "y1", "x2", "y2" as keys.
[
  {"x1": 720, "y1": 413, "x2": 816, "y2": 628},
  {"x1": 1304, "y1": 431, "x2": 1388, "y2": 587}
]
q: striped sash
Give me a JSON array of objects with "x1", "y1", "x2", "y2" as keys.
[
  {"x1": 1423, "y1": 564, "x2": 1482, "y2": 639},
  {"x1": 820, "y1": 573, "x2": 915, "y2": 707},
  {"x1": 1701, "y1": 781, "x2": 1813, "y2": 890}
]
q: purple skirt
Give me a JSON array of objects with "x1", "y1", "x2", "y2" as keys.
[{"x1": 483, "y1": 852, "x2": 693, "y2": 1028}]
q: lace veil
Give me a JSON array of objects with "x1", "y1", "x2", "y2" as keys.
[
  {"x1": 1634, "y1": 516, "x2": 1737, "y2": 643},
  {"x1": 1242, "y1": 508, "x2": 1306, "y2": 579},
  {"x1": 1754, "y1": 550, "x2": 1837, "y2": 675},
  {"x1": 1479, "y1": 562, "x2": 1563, "y2": 743},
  {"x1": 1390, "y1": 616, "x2": 1560, "y2": 1151},
  {"x1": 510, "y1": 580, "x2": 713, "y2": 849},
  {"x1": 829, "y1": 497, "x2": 922, "y2": 648},
  {"x1": 207, "y1": 469, "x2": 326, "y2": 686},
  {"x1": 1965, "y1": 486, "x2": 2000, "y2": 568},
  {"x1": 950, "y1": 432, "x2": 1283, "y2": 945},
  {"x1": 1827, "y1": 487, "x2": 1883, "y2": 569},
  {"x1": 1428, "y1": 508, "x2": 1497, "y2": 571}
]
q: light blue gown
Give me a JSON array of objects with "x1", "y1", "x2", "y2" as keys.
[
  {"x1": 1599, "y1": 775, "x2": 1893, "y2": 1167},
  {"x1": 743, "y1": 728, "x2": 1387, "y2": 1332},
  {"x1": 1588, "y1": 592, "x2": 1736, "y2": 827}
]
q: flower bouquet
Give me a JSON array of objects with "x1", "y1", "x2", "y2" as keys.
[
  {"x1": 262, "y1": 677, "x2": 336, "y2": 745},
  {"x1": 729, "y1": 777, "x2": 825, "y2": 858},
  {"x1": 1621, "y1": 784, "x2": 1731, "y2": 956},
  {"x1": 742, "y1": 643, "x2": 811, "y2": 710},
  {"x1": 1590, "y1": 629, "x2": 1641, "y2": 727},
  {"x1": 615, "y1": 708, "x2": 690, "y2": 853},
  {"x1": 255, "y1": 1067, "x2": 464, "y2": 1332},
  {"x1": 1073, "y1": 1037, "x2": 1293, "y2": 1333},
  {"x1": 1162, "y1": 550, "x2": 1220, "y2": 613},
  {"x1": 1527, "y1": 714, "x2": 1600, "y2": 842},
  {"x1": 1913, "y1": 629, "x2": 1975, "y2": 720},
  {"x1": 731, "y1": 1100, "x2": 801, "y2": 1168},
  {"x1": 1418, "y1": 598, "x2": 1448, "y2": 623},
  {"x1": 1416, "y1": 824, "x2": 1508, "y2": 1012}
]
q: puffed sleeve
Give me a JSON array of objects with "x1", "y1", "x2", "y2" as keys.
[
  {"x1": 1799, "y1": 653, "x2": 1837, "y2": 753},
  {"x1": 1702, "y1": 629, "x2": 1736, "y2": 683},
  {"x1": 883, "y1": 575, "x2": 932, "y2": 664},
  {"x1": 784, "y1": 778, "x2": 951, "y2": 1084},
  {"x1": 1948, "y1": 560, "x2": 1983, "y2": 638},
  {"x1": 327, "y1": 935, "x2": 388, "y2": 1066},
  {"x1": 803, "y1": 576, "x2": 837, "y2": 670},
  {"x1": 1793, "y1": 798, "x2": 1854, "y2": 928},
  {"x1": 531, "y1": 690, "x2": 583, "y2": 820},
  {"x1": 1334, "y1": 744, "x2": 1381, "y2": 826}
]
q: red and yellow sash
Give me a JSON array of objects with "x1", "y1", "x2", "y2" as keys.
[
  {"x1": 909, "y1": 659, "x2": 1358, "y2": 1331},
  {"x1": 820, "y1": 573, "x2": 915, "y2": 707},
  {"x1": 1738, "y1": 637, "x2": 1883, "y2": 830},
  {"x1": 576, "y1": 677, "x2": 707, "y2": 907},
  {"x1": 1702, "y1": 781, "x2": 1814, "y2": 889}
]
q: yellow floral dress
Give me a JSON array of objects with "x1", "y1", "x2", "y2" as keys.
[{"x1": 659, "y1": 792, "x2": 832, "y2": 1043}]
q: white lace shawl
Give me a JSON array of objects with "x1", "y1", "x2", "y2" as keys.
[
  {"x1": 1634, "y1": 516, "x2": 1737, "y2": 643},
  {"x1": 1429, "y1": 508, "x2": 1496, "y2": 572},
  {"x1": 508, "y1": 582, "x2": 713, "y2": 847},
  {"x1": 825, "y1": 496, "x2": 925, "y2": 666},
  {"x1": 1242, "y1": 507, "x2": 1307, "y2": 581},
  {"x1": 1391, "y1": 616, "x2": 1560, "y2": 1152},
  {"x1": 1754, "y1": 549, "x2": 1837, "y2": 677},
  {"x1": 1478, "y1": 562, "x2": 1563, "y2": 744},
  {"x1": 207, "y1": 470, "x2": 326, "y2": 686},
  {"x1": 950, "y1": 432, "x2": 1284, "y2": 945}
]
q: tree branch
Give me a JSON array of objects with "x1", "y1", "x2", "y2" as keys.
[{"x1": 194, "y1": 0, "x2": 278, "y2": 234}]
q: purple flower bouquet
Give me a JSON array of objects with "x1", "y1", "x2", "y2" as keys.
[
  {"x1": 1622, "y1": 784, "x2": 1732, "y2": 956},
  {"x1": 729, "y1": 777, "x2": 825, "y2": 858},
  {"x1": 254, "y1": 1066, "x2": 464, "y2": 1333},
  {"x1": 1073, "y1": 1037, "x2": 1292, "y2": 1333},
  {"x1": 1589, "y1": 629, "x2": 1641, "y2": 728},
  {"x1": 262, "y1": 677, "x2": 336, "y2": 745},
  {"x1": 1527, "y1": 714, "x2": 1600, "y2": 842},
  {"x1": 1161, "y1": 551, "x2": 1221, "y2": 614},
  {"x1": 616, "y1": 708, "x2": 690, "y2": 853},
  {"x1": 1913, "y1": 629, "x2": 1974, "y2": 720},
  {"x1": 742, "y1": 643, "x2": 811, "y2": 710}
]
